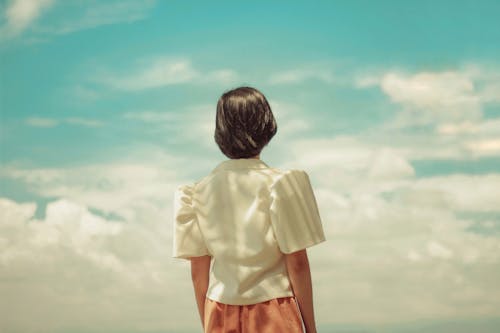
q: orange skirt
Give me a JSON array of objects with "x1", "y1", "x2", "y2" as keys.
[{"x1": 204, "y1": 296, "x2": 304, "y2": 333}]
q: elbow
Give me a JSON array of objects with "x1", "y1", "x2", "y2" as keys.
[
  {"x1": 191, "y1": 270, "x2": 208, "y2": 286},
  {"x1": 284, "y1": 249, "x2": 310, "y2": 273}
]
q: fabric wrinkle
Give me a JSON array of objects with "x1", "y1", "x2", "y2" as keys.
[{"x1": 204, "y1": 296, "x2": 304, "y2": 333}]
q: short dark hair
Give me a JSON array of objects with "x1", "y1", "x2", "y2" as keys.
[{"x1": 214, "y1": 86, "x2": 277, "y2": 159}]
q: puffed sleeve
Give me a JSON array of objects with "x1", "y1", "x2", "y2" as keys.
[
  {"x1": 269, "y1": 169, "x2": 326, "y2": 254},
  {"x1": 172, "y1": 183, "x2": 210, "y2": 260}
]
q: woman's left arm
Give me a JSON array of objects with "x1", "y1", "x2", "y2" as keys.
[{"x1": 190, "y1": 255, "x2": 212, "y2": 329}]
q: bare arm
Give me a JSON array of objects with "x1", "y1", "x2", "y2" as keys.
[
  {"x1": 285, "y1": 249, "x2": 317, "y2": 333},
  {"x1": 190, "y1": 255, "x2": 211, "y2": 330}
]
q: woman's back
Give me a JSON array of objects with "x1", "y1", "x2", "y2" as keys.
[{"x1": 173, "y1": 157, "x2": 326, "y2": 305}]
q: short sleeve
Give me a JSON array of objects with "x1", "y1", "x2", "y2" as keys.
[
  {"x1": 172, "y1": 183, "x2": 210, "y2": 260},
  {"x1": 269, "y1": 169, "x2": 326, "y2": 254}
]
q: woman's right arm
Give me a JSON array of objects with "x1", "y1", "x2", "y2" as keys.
[{"x1": 285, "y1": 249, "x2": 318, "y2": 333}]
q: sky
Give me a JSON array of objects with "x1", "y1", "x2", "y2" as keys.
[{"x1": 1, "y1": 0, "x2": 500, "y2": 332}]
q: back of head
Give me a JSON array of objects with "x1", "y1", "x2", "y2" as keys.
[{"x1": 214, "y1": 86, "x2": 277, "y2": 159}]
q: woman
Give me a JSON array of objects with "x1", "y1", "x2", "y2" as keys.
[{"x1": 173, "y1": 86, "x2": 326, "y2": 332}]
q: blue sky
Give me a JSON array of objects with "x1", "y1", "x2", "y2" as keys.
[{"x1": 1, "y1": 1, "x2": 500, "y2": 332}]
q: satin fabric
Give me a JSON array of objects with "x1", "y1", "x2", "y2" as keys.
[
  {"x1": 173, "y1": 158, "x2": 326, "y2": 304},
  {"x1": 204, "y1": 296, "x2": 304, "y2": 333}
]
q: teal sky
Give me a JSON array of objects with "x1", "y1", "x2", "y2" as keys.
[{"x1": 1, "y1": 1, "x2": 500, "y2": 332}]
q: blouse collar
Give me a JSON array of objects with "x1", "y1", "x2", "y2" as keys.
[{"x1": 213, "y1": 158, "x2": 270, "y2": 171}]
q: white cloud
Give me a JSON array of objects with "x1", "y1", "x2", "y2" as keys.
[
  {"x1": 352, "y1": 115, "x2": 500, "y2": 161},
  {"x1": 461, "y1": 62, "x2": 500, "y2": 104},
  {"x1": 202, "y1": 69, "x2": 239, "y2": 85},
  {"x1": 437, "y1": 126, "x2": 500, "y2": 159},
  {"x1": 468, "y1": 118, "x2": 500, "y2": 136},
  {"x1": 123, "y1": 109, "x2": 180, "y2": 122},
  {"x1": 427, "y1": 240, "x2": 454, "y2": 259},
  {"x1": 268, "y1": 99, "x2": 311, "y2": 137},
  {"x1": 121, "y1": 103, "x2": 219, "y2": 152},
  {"x1": 367, "y1": 147, "x2": 415, "y2": 180},
  {"x1": 480, "y1": 82, "x2": 500, "y2": 103},
  {"x1": 275, "y1": 135, "x2": 500, "y2": 212},
  {"x1": 276, "y1": 136, "x2": 415, "y2": 191},
  {"x1": 0, "y1": 0, "x2": 55, "y2": 39},
  {"x1": 0, "y1": 150, "x2": 219, "y2": 219},
  {"x1": 352, "y1": 65, "x2": 500, "y2": 160},
  {"x1": 412, "y1": 174, "x2": 500, "y2": 212},
  {"x1": 2, "y1": 140, "x2": 500, "y2": 329},
  {"x1": 0, "y1": 195, "x2": 192, "y2": 332},
  {"x1": 308, "y1": 174, "x2": 500, "y2": 324},
  {"x1": 356, "y1": 66, "x2": 500, "y2": 129},
  {"x1": 0, "y1": 151, "x2": 236, "y2": 331},
  {"x1": 381, "y1": 71, "x2": 481, "y2": 125},
  {"x1": 1, "y1": 162, "x2": 175, "y2": 221},
  {"x1": 36, "y1": 0, "x2": 156, "y2": 36},
  {"x1": 97, "y1": 57, "x2": 239, "y2": 91},
  {"x1": 290, "y1": 138, "x2": 500, "y2": 321},
  {"x1": 101, "y1": 58, "x2": 198, "y2": 90},
  {"x1": 269, "y1": 68, "x2": 336, "y2": 85},
  {"x1": 436, "y1": 121, "x2": 480, "y2": 135},
  {"x1": 71, "y1": 84, "x2": 101, "y2": 101},
  {"x1": 407, "y1": 249, "x2": 422, "y2": 262},
  {"x1": 382, "y1": 71, "x2": 475, "y2": 107},
  {"x1": 0, "y1": 197, "x2": 36, "y2": 225},
  {"x1": 25, "y1": 116, "x2": 58, "y2": 127},
  {"x1": 65, "y1": 117, "x2": 103, "y2": 127},
  {"x1": 24, "y1": 116, "x2": 104, "y2": 128},
  {"x1": 355, "y1": 74, "x2": 380, "y2": 88},
  {"x1": 465, "y1": 139, "x2": 500, "y2": 156},
  {"x1": 1, "y1": 0, "x2": 157, "y2": 43}
]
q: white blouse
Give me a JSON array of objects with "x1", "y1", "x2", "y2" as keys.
[{"x1": 172, "y1": 157, "x2": 326, "y2": 305}]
